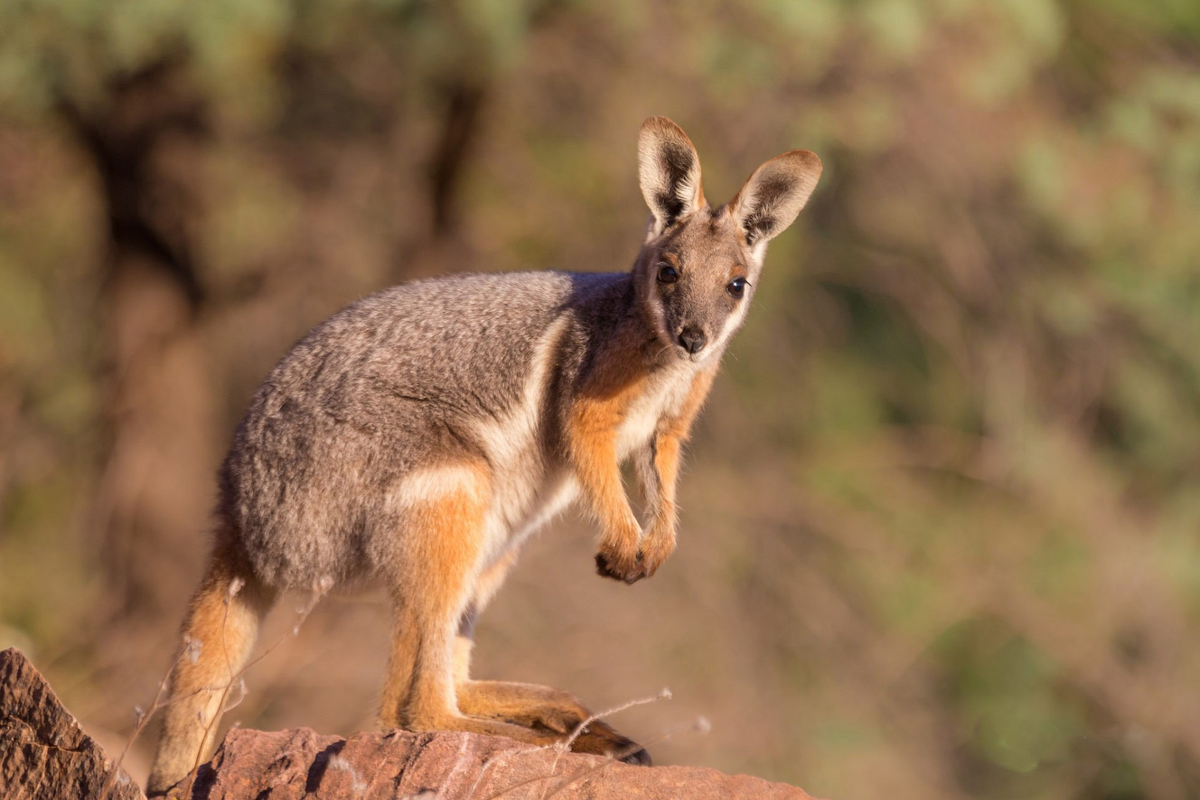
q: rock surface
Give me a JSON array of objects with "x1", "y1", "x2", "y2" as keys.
[
  {"x1": 1, "y1": 647, "x2": 818, "y2": 799},
  {"x1": 0, "y1": 647, "x2": 144, "y2": 800},
  {"x1": 188, "y1": 726, "x2": 816, "y2": 800}
]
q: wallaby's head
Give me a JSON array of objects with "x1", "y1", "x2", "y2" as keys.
[{"x1": 633, "y1": 116, "x2": 822, "y2": 363}]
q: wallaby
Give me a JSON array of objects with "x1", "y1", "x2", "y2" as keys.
[{"x1": 146, "y1": 116, "x2": 821, "y2": 794}]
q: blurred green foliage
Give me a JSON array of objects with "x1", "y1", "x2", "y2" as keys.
[{"x1": 2, "y1": 1, "x2": 1199, "y2": 799}]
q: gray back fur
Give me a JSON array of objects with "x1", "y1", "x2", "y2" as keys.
[
  {"x1": 217, "y1": 117, "x2": 822, "y2": 591},
  {"x1": 221, "y1": 271, "x2": 633, "y2": 587}
]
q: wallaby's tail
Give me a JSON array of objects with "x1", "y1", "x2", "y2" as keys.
[{"x1": 146, "y1": 530, "x2": 275, "y2": 795}]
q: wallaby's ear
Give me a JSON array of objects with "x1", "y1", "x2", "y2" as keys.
[
  {"x1": 729, "y1": 150, "x2": 822, "y2": 248},
  {"x1": 638, "y1": 116, "x2": 704, "y2": 237}
]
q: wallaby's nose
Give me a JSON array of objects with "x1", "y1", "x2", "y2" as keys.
[{"x1": 678, "y1": 327, "x2": 707, "y2": 354}]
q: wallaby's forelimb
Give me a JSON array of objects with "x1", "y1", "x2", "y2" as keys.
[
  {"x1": 568, "y1": 354, "x2": 650, "y2": 584},
  {"x1": 634, "y1": 364, "x2": 718, "y2": 577}
]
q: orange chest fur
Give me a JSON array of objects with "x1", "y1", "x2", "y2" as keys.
[{"x1": 569, "y1": 357, "x2": 717, "y2": 456}]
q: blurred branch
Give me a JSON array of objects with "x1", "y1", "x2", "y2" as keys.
[
  {"x1": 54, "y1": 55, "x2": 209, "y2": 312},
  {"x1": 428, "y1": 78, "x2": 487, "y2": 239}
]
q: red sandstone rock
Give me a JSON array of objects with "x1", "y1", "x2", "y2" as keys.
[
  {"x1": 189, "y1": 726, "x2": 816, "y2": 800},
  {"x1": 0, "y1": 647, "x2": 144, "y2": 800},
  {"x1": 1, "y1": 647, "x2": 818, "y2": 800}
]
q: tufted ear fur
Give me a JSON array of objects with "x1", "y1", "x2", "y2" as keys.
[
  {"x1": 638, "y1": 117, "x2": 705, "y2": 237},
  {"x1": 729, "y1": 150, "x2": 822, "y2": 248}
]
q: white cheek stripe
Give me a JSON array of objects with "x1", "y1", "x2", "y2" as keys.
[
  {"x1": 708, "y1": 292, "x2": 752, "y2": 354},
  {"x1": 651, "y1": 293, "x2": 673, "y2": 346},
  {"x1": 709, "y1": 250, "x2": 764, "y2": 353}
]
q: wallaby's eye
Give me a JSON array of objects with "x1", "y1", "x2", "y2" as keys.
[
  {"x1": 657, "y1": 264, "x2": 679, "y2": 284},
  {"x1": 727, "y1": 277, "x2": 747, "y2": 299}
]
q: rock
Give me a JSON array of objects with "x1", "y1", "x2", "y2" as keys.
[
  {"x1": 188, "y1": 727, "x2": 816, "y2": 800},
  {"x1": 1, "y1": 646, "x2": 818, "y2": 800},
  {"x1": 0, "y1": 647, "x2": 144, "y2": 800}
]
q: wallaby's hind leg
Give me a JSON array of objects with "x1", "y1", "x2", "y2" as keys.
[
  {"x1": 456, "y1": 679, "x2": 651, "y2": 764},
  {"x1": 451, "y1": 549, "x2": 651, "y2": 764},
  {"x1": 378, "y1": 465, "x2": 560, "y2": 748},
  {"x1": 146, "y1": 538, "x2": 276, "y2": 796}
]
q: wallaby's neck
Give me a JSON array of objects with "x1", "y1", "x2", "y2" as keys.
[{"x1": 566, "y1": 270, "x2": 676, "y2": 373}]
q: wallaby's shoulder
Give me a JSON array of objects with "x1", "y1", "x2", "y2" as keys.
[
  {"x1": 244, "y1": 268, "x2": 637, "y2": 422},
  {"x1": 337, "y1": 269, "x2": 578, "y2": 326},
  {"x1": 312, "y1": 269, "x2": 634, "y2": 336},
  {"x1": 274, "y1": 270, "x2": 568, "y2": 356}
]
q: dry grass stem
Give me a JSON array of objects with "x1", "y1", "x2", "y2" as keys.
[
  {"x1": 464, "y1": 688, "x2": 680, "y2": 800},
  {"x1": 100, "y1": 640, "x2": 194, "y2": 799},
  {"x1": 103, "y1": 580, "x2": 329, "y2": 799}
]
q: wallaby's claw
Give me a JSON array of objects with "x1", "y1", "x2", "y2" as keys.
[
  {"x1": 567, "y1": 716, "x2": 652, "y2": 765},
  {"x1": 595, "y1": 549, "x2": 645, "y2": 583},
  {"x1": 620, "y1": 746, "x2": 653, "y2": 766},
  {"x1": 636, "y1": 535, "x2": 674, "y2": 579}
]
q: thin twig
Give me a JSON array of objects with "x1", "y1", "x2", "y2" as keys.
[
  {"x1": 476, "y1": 714, "x2": 711, "y2": 800},
  {"x1": 107, "y1": 579, "x2": 328, "y2": 799},
  {"x1": 466, "y1": 689, "x2": 676, "y2": 800},
  {"x1": 538, "y1": 687, "x2": 671, "y2": 800},
  {"x1": 561, "y1": 688, "x2": 671, "y2": 756},
  {"x1": 179, "y1": 580, "x2": 330, "y2": 796},
  {"x1": 100, "y1": 639, "x2": 197, "y2": 799},
  {"x1": 539, "y1": 716, "x2": 711, "y2": 800}
]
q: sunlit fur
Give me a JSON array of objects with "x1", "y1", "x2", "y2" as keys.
[{"x1": 147, "y1": 116, "x2": 821, "y2": 795}]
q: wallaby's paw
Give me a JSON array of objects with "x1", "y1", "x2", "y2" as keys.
[
  {"x1": 594, "y1": 547, "x2": 645, "y2": 584},
  {"x1": 569, "y1": 717, "x2": 652, "y2": 766},
  {"x1": 637, "y1": 534, "x2": 675, "y2": 578}
]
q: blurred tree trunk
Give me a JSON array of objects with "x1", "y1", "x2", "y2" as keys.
[
  {"x1": 428, "y1": 78, "x2": 487, "y2": 239},
  {"x1": 59, "y1": 58, "x2": 221, "y2": 617}
]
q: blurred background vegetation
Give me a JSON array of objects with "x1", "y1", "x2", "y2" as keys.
[{"x1": 2, "y1": 1, "x2": 1200, "y2": 798}]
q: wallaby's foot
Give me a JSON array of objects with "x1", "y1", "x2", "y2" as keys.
[
  {"x1": 480, "y1": 707, "x2": 652, "y2": 764},
  {"x1": 625, "y1": 747, "x2": 653, "y2": 765},
  {"x1": 477, "y1": 705, "x2": 651, "y2": 764},
  {"x1": 404, "y1": 708, "x2": 564, "y2": 749},
  {"x1": 455, "y1": 679, "x2": 652, "y2": 764},
  {"x1": 568, "y1": 716, "x2": 652, "y2": 765},
  {"x1": 503, "y1": 702, "x2": 651, "y2": 764},
  {"x1": 619, "y1": 745, "x2": 653, "y2": 766},
  {"x1": 594, "y1": 546, "x2": 646, "y2": 584}
]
